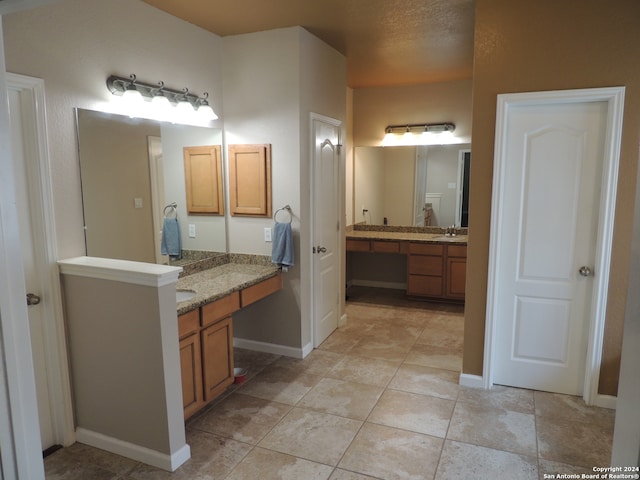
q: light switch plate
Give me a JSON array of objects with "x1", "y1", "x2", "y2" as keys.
[
  {"x1": 264, "y1": 227, "x2": 272, "y2": 242},
  {"x1": 134, "y1": 197, "x2": 143, "y2": 208},
  {"x1": 188, "y1": 224, "x2": 196, "y2": 238}
]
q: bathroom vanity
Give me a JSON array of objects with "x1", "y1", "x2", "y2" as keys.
[
  {"x1": 346, "y1": 227, "x2": 467, "y2": 302},
  {"x1": 174, "y1": 261, "x2": 282, "y2": 419},
  {"x1": 58, "y1": 255, "x2": 281, "y2": 470}
]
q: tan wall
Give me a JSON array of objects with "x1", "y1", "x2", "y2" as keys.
[
  {"x1": 353, "y1": 79, "x2": 472, "y2": 147},
  {"x1": 466, "y1": 0, "x2": 640, "y2": 395}
]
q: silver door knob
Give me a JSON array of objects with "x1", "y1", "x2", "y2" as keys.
[
  {"x1": 578, "y1": 266, "x2": 593, "y2": 277},
  {"x1": 316, "y1": 246, "x2": 327, "y2": 253},
  {"x1": 26, "y1": 293, "x2": 41, "y2": 306}
]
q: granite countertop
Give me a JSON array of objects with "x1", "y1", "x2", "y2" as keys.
[
  {"x1": 346, "y1": 229, "x2": 468, "y2": 244},
  {"x1": 175, "y1": 262, "x2": 280, "y2": 315}
]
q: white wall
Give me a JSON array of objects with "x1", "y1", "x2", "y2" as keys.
[
  {"x1": 3, "y1": 0, "x2": 224, "y2": 260},
  {"x1": 223, "y1": 26, "x2": 346, "y2": 351}
]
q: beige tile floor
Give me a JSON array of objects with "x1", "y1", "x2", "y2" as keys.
[{"x1": 44, "y1": 286, "x2": 615, "y2": 480}]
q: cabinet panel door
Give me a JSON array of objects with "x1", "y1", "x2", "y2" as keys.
[
  {"x1": 179, "y1": 333, "x2": 203, "y2": 420},
  {"x1": 228, "y1": 144, "x2": 272, "y2": 217},
  {"x1": 201, "y1": 316, "x2": 234, "y2": 402},
  {"x1": 183, "y1": 145, "x2": 224, "y2": 215},
  {"x1": 446, "y1": 258, "x2": 467, "y2": 299}
]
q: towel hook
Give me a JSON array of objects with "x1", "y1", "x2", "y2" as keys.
[
  {"x1": 273, "y1": 205, "x2": 293, "y2": 224},
  {"x1": 163, "y1": 202, "x2": 178, "y2": 218}
]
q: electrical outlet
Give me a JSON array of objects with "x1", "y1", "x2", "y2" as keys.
[
  {"x1": 264, "y1": 227, "x2": 272, "y2": 242},
  {"x1": 134, "y1": 197, "x2": 143, "y2": 209},
  {"x1": 188, "y1": 224, "x2": 196, "y2": 238}
]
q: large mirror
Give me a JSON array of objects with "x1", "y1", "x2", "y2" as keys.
[
  {"x1": 76, "y1": 108, "x2": 226, "y2": 264},
  {"x1": 353, "y1": 144, "x2": 471, "y2": 227}
]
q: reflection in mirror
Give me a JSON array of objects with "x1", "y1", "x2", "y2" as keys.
[
  {"x1": 354, "y1": 144, "x2": 471, "y2": 227},
  {"x1": 76, "y1": 108, "x2": 226, "y2": 264}
]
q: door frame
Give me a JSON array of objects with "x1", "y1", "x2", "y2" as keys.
[
  {"x1": 309, "y1": 112, "x2": 343, "y2": 350},
  {"x1": 6, "y1": 73, "x2": 75, "y2": 444},
  {"x1": 484, "y1": 86, "x2": 625, "y2": 407}
]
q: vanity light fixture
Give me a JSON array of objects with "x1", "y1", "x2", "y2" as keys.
[
  {"x1": 384, "y1": 123, "x2": 456, "y2": 135},
  {"x1": 106, "y1": 74, "x2": 218, "y2": 120}
]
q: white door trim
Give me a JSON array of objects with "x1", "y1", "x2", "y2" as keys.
[
  {"x1": 484, "y1": 86, "x2": 625, "y2": 406},
  {"x1": 309, "y1": 112, "x2": 342, "y2": 350},
  {"x1": 7, "y1": 73, "x2": 75, "y2": 444}
]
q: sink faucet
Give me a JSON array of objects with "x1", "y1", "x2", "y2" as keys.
[{"x1": 445, "y1": 225, "x2": 456, "y2": 237}]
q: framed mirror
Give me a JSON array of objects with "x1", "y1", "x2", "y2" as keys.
[
  {"x1": 75, "y1": 108, "x2": 225, "y2": 264},
  {"x1": 353, "y1": 144, "x2": 471, "y2": 227}
]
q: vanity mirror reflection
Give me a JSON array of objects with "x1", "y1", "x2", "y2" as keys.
[
  {"x1": 75, "y1": 108, "x2": 226, "y2": 265},
  {"x1": 353, "y1": 144, "x2": 471, "y2": 227}
]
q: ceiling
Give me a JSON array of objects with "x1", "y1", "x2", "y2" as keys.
[{"x1": 141, "y1": 0, "x2": 475, "y2": 89}]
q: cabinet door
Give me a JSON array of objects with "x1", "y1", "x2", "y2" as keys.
[
  {"x1": 446, "y1": 257, "x2": 467, "y2": 300},
  {"x1": 201, "y1": 316, "x2": 234, "y2": 402},
  {"x1": 228, "y1": 144, "x2": 272, "y2": 217},
  {"x1": 183, "y1": 145, "x2": 224, "y2": 215},
  {"x1": 179, "y1": 333, "x2": 204, "y2": 420}
]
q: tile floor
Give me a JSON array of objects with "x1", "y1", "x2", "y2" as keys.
[{"x1": 44, "y1": 286, "x2": 615, "y2": 480}]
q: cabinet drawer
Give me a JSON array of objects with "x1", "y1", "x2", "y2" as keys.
[
  {"x1": 201, "y1": 292, "x2": 240, "y2": 327},
  {"x1": 241, "y1": 274, "x2": 282, "y2": 307},
  {"x1": 408, "y1": 255, "x2": 443, "y2": 276},
  {"x1": 178, "y1": 309, "x2": 200, "y2": 339},
  {"x1": 447, "y1": 245, "x2": 467, "y2": 258},
  {"x1": 409, "y1": 243, "x2": 444, "y2": 255},
  {"x1": 407, "y1": 274, "x2": 443, "y2": 297},
  {"x1": 346, "y1": 239, "x2": 371, "y2": 252},
  {"x1": 371, "y1": 241, "x2": 401, "y2": 253}
]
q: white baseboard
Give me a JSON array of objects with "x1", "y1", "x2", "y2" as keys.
[
  {"x1": 593, "y1": 394, "x2": 617, "y2": 410},
  {"x1": 459, "y1": 373, "x2": 485, "y2": 389},
  {"x1": 233, "y1": 337, "x2": 307, "y2": 359},
  {"x1": 350, "y1": 280, "x2": 407, "y2": 290},
  {"x1": 75, "y1": 427, "x2": 190, "y2": 472}
]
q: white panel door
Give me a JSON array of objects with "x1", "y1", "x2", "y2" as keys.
[
  {"x1": 8, "y1": 87, "x2": 54, "y2": 449},
  {"x1": 312, "y1": 116, "x2": 341, "y2": 347},
  {"x1": 493, "y1": 100, "x2": 607, "y2": 395}
]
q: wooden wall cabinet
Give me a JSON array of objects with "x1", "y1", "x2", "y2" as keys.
[
  {"x1": 183, "y1": 145, "x2": 224, "y2": 215},
  {"x1": 228, "y1": 144, "x2": 272, "y2": 217}
]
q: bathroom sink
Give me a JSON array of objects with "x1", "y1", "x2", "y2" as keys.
[
  {"x1": 176, "y1": 289, "x2": 197, "y2": 303},
  {"x1": 432, "y1": 235, "x2": 463, "y2": 242}
]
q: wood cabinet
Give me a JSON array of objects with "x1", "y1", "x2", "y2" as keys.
[
  {"x1": 178, "y1": 310, "x2": 204, "y2": 419},
  {"x1": 183, "y1": 145, "x2": 224, "y2": 215},
  {"x1": 228, "y1": 144, "x2": 272, "y2": 217},
  {"x1": 406, "y1": 243, "x2": 467, "y2": 302},
  {"x1": 202, "y1": 316, "x2": 234, "y2": 402},
  {"x1": 445, "y1": 245, "x2": 467, "y2": 300},
  {"x1": 177, "y1": 274, "x2": 282, "y2": 419},
  {"x1": 407, "y1": 244, "x2": 444, "y2": 297}
]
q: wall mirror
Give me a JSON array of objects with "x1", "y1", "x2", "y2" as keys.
[
  {"x1": 353, "y1": 144, "x2": 471, "y2": 227},
  {"x1": 75, "y1": 108, "x2": 226, "y2": 264}
]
